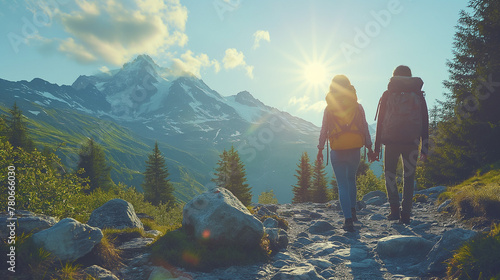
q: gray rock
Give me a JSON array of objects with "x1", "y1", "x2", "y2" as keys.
[
  {"x1": 423, "y1": 228, "x2": 477, "y2": 274},
  {"x1": 263, "y1": 217, "x2": 279, "y2": 229},
  {"x1": 437, "y1": 199, "x2": 452, "y2": 213},
  {"x1": 307, "y1": 258, "x2": 333, "y2": 270},
  {"x1": 272, "y1": 264, "x2": 325, "y2": 280},
  {"x1": 333, "y1": 248, "x2": 368, "y2": 262},
  {"x1": 308, "y1": 221, "x2": 335, "y2": 235},
  {"x1": 33, "y1": 218, "x2": 102, "y2": 261},
  {"x1": 182, "y1": 188, "x2": 264, "y2": 248},
  {"x1": 266, "y1": 228, "x2": 288, "y2": 251},
  {"x1": 88, "y1": 199, "x2": 143, "y2": 230},
  {"x1": 0, "y1": 211, "x2": 58, "y2": 238},
  {"x1": 83, "y1": 265, "x2": 119, "y2": 280},
  {"x1": 376, "y1": 235, "x2": 434, "y2": 259},
  {"x1": 346, "y1": 259, "x2": 378, "y2": 268},
  {"x1": 368, "y1": 214, "x2": 386, "y2": 221},
  {"x1": 365, "y1": 196, "x2": 387, "y2": 206},
  {"x1": 362, "y1": 190, "x2": 386, "y2": 201},
  {"x1": 307, "y1": 242, "x2": 341, "y2": 257},
  {"x1": 147, "y1": 266, "x2": 174, "y2": 280}
]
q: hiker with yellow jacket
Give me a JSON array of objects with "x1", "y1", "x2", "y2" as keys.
[
  {"x1": 317, "y1": 75, "x2": 373, "y2": 232},
  {"x1": 371, "y1": 65, "x2": 429, "y2": 224}
]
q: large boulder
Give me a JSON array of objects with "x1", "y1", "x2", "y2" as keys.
[
  {"x1": 33, "y1": 218, "x2": 103, "y2": 261},
  {"x1": 182, "y1": 188, "x2": 264, "y2": 248},
  {"x1": 87, "y1": 199, "x2": 143, "y2": 230},
  {"x1": 376, "y1": 235, "x2": 434, "y2": 259}
]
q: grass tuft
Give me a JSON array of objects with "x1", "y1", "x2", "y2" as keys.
[{"x1": 447, "y1": 224, "x2": 500, "y2": 280}]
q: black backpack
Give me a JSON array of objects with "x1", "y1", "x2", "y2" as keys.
[{"x1": 375, "y1": 76, "x2": 425, "y2": 144}]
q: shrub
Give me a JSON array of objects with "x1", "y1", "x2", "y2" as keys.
[
  {"x1": 356, "y1": 169, "x2": 385, "y2": 200},
  {"x1": 447, "y1": 224, "x2": 500, "y2": 280}
]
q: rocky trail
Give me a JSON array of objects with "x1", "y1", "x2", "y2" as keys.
[{"x1": 138, "y1": 186, "x2": 478, "y2": 280}]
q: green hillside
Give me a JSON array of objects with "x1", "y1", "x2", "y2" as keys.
[{"x1": 0, "y1": 103, "x2": 208, "y2": 203}]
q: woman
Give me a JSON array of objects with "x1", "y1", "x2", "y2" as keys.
[{"x1": 317, "y1": 75, "x2": 373, "y2": 232}]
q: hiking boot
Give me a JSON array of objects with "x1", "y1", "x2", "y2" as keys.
[
  {"x1": 342, "y1": 218, "x2": 355, "y2": 232},
  {"x1": 351, "y1": 208, "x2": 358, "y2": 222},
  {"x1": 400, "y1": 211, "x2": 411, "y2": 224},
  {"x1": 387, "y1": 204, "x2": 400, "y2": 221}
]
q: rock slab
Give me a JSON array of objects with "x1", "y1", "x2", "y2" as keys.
[
  {"x1": 376, "y1": 235, "x2": 434, "y2": 259},
  {"x1": 33, "y1": 218, "x2": 103, "y2": 261}
]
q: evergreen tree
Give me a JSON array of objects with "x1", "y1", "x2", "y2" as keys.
[
  {"x1": 143, "y1": 141, "x2": 175, "y2": 207},
  {"x1": 77, "y1": 138, "x2": 113, "y2": 193},
  {"x1": 292, "y1": 152, "x2": 312, "y2": 203},
  {"x1": 311, "y1": 158, "x2": 329, "y2": 203},
  {"x1": 423, "y1": 0, "x2": 500, "y2": 185},
  {"x1": 212, "y1": 146, "x2": 252, "y2": 206},
  {"x1": 5, "y1": 103, "x2": 34, "y2": 150}
]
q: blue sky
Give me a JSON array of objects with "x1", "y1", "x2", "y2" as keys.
[{"x1": 0, "y1": 0, "x2": 469, "y2": 126}]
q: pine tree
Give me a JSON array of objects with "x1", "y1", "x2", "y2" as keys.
[
  {"x1": 77, "y1": 138, "x2": 113, "y2": 193},
  {"x1": 311, "y1": 158, "x2": 329, "y2": 203},
  {"x1": 423, "y1": 0, "x2": 500, "y2": 185},
  {"x1": 292, "y1": 152, "x2": 312, "y2": 203},
  {"x1": 5, "y1": 103, "x2": 34, "y2": 150},
  {"x1": 142, "y1": 141, "x2": 175, "y2": 207},
  {"x1": 212, "y1": 146, "x2": 252, "y2": 206}
]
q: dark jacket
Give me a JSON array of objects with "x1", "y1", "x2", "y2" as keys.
[{"x1": 374, "y1": 77, "x2": 429, "y2": 155}]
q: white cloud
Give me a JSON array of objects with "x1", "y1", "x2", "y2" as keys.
[
  {"x1": 253, "y1": 30, "x2": 270, "y2": 49},
  {"x1": 289, "y1": 96, "x2": 324, "y2": 112},
  {"x1": 99, "y1": 65, "x2": 111, "y2": 75},
  {"x1": 58, "y1": 37, "x2": 96, "y2": 63},
  {"x1": 54, "y1": 0, "x2": 188, "y2": 65},
  {"x1": 171, "y1": 50, "x2": 220, "y2": 77},
  {"x1": 223, "y1": 48, "x2": 254, "y2": 79}
]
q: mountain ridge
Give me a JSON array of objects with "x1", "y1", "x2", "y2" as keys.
[{"x1": 0, "y1": 55, "x2": 329, "y2": 203}]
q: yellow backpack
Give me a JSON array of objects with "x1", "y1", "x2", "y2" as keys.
[{"x1": 326, "y1": 91, "x2": 365, "y2": 150}]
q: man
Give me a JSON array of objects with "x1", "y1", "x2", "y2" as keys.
[{"x1": 372, "y1": 65, "x2": 429, "y2": 224}]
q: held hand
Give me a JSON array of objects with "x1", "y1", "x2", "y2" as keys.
[
  {"x1": 317, "y1": 149, "x2": 324, "y2": 164},
  {"x1": 368, "y1": 151, "x2": 380, "y2": 163},
  {"x1": 420, "y1": 154, "x2": 427, "y2": 162}
]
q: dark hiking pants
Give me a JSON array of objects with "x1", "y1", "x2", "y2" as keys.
[{"x1": 384, "y1": 143, "x2": 419, "y2": 214}]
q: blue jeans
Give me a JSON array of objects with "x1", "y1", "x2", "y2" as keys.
[{"x1": 331, "y1": 148, "x2": 360, "y2": 219}]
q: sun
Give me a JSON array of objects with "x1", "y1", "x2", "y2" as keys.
[{"x1": 303, "y1": 61, "x2": 329, "y2": 87}]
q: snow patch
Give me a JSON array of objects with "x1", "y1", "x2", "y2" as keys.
[{"x1": 28, "y1": 110, "x2": 40, "y2": 116}]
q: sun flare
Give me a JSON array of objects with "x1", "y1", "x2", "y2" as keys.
[{"x1": 303, "y1": 62, "x2": 329, "y2": 87}]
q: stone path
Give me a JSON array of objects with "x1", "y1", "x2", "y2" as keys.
[{"x1": 151, "y1": 186, "x2": 477, "y2": 280}]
